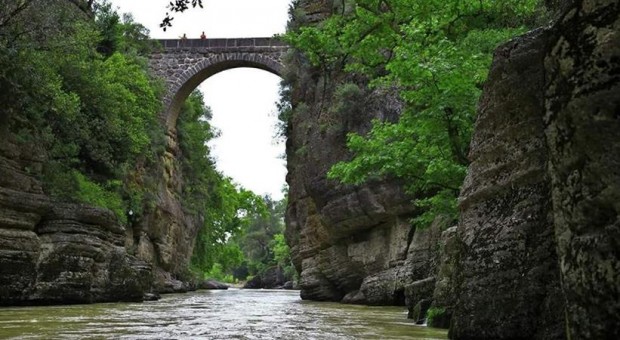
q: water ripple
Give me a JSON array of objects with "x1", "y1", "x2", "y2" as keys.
[{"x1": 0, "y1": 289, "x2": 447, "y2": 339}]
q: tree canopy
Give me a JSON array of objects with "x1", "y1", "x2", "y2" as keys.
[
  {"x1": 284, "y1": 0, "x2": 546, "y2": 227},
  {"x1": 0, "y1": 0, "x2": 162, "y2": 223}
]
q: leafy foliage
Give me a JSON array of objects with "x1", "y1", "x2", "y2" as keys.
[
  {"x1": 1, "y1": 1, "x2": 291, "y2": 284},
  {"x1": 73, "y1": 172, "x2": 126, "y2": 224},
  {"x1": 160, "y1": 0, "x2": 204, "y2": 31},
  {"x1": 177, "y1": 91, "x2": 271, "y2": 277},
  {"x1": 285, "y1": 0, "x2": 544, "y2": 227},
  {"x1": 232, "y1": 195, "x2": 294, "y2": 281},
  {"x1": 0, "y1": 0, "x2": 162, "y2": 221},
  {"x1": 426, "y1": 306, "x2": 447, "y2": 326}
]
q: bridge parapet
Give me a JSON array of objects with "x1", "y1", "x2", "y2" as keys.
[{"x1": 155, "y1": 37, "x2": 287, "y2": 51}]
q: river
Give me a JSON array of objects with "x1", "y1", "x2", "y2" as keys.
[{"x1": 0, "y1": 289, "x2": 448, "y2": 339}]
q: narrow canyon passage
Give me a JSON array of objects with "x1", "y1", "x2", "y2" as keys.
[{"x1": 0, "y1": 290, "x2": 447, "y2": 339}]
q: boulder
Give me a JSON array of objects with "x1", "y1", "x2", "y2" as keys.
[
  {"x1": 405, "y1": 277, "x2": 436, "y2": 322},
  {"x1": 428, "y1": 227, "x2": 459, "y2": 329},
  {"x1": 341, "y1": 290, "x2": 366, "y2": 304},
  {"x1": 243, "y1": 275, "x2": 263, "y2": 289},
  {"x1": 281, "y1": 281, "x2": 295, "y2": 290},
  {"x1": 410, "y1": 299, "x2": 433, "y2": 325},
  {"x1": 261, "y1": 266, "x2": 286, "y2": 289},
  {"x1": 143, "y1": 292, "x2": 161, "y2": 301}
]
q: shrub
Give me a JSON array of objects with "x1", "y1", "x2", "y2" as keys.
[{"x1": 426, "y1": 307, "x2": 446, "y2": 327}]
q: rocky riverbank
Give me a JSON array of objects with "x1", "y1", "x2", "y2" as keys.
[{"x1": 0, "y1": 146, "x2": 152, "y2": 305}]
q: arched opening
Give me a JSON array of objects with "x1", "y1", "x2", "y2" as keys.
[
  {"x1": 172, "y1": 63, "x2": 291, "y2": 287},
  {"x1": 165, "y1": 55, "x2": 284, "y2": 130},
  {"x1": 201, "y1": 68, "x2": 286, "y2": 200}
]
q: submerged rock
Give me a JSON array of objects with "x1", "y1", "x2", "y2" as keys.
[
  {"x1": 143, "y1": 292, "x2": 161, "y2": 301},
  {"x1": 280, "y1": 281, "x2": 295, "y2": 290},
  {"x1": 199, "y1": 280, "x2": 229, "y2": 290},
  {"x1": 341, "y1": 290, "x2": 365, "y2": 304}
]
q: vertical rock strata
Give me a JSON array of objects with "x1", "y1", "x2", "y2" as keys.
[
  {"x1": 285, "y1": 0, "x2": 443, "y2": 306},
  {"x1": 127, "y1": 130, "x2": 200, "y2": 292},
  {"x1": 286, "y1": 0, "x2": 618, "y2": 337},
  {"x1": 451, "y1": 0, "x2": 619, "y2": 338},
  {"x1": 544, "y1": 0, "x2": 620, "y2": 337},
  {"x1": 452, "y1": 29, "x2": 565, "y2": 340}
]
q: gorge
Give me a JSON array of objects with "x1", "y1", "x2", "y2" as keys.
[{"x1": 0, "y1": 0, "x2": 618, "y2": 339}]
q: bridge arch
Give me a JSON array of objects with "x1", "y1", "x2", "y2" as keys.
[{"x1": 149, "y1": 38, "x2": 287, "y2": 130}]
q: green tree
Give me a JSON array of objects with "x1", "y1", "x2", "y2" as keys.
[
  {"x1": 0, "y1": 0, "x2": 163, "y2": 223},
  {"x1": 285, "y1": 0, "x2": 544, "y2": 227},
  {"x1": 177, "y1": 91, "x2": 270, "y2": 278}
]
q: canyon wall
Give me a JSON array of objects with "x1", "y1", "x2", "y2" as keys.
[
  {"x1": 0, "y1": 120, "x2": 199, "y2": 305},
  {"x1": 448, "y1": 0, "x2": 619, "y2": 338},
  {"x1": 284, "y1": 0, "x2": 443, "y2": 308},
  {"x1": 450, "y1": 28, "x2": 565, "y2": 339},
  {"x1": 543, "y1": 0, "x2": 619, "y2": 337},
  {"x1": 286, "y1": 0, "x2": 619, "y2": 339},
  {"x1": 124, "y1": 129, "x2": 201, "y2": 293},
  {"x1": 0, "y1": 136, "x2": 152, "y2": 305}
]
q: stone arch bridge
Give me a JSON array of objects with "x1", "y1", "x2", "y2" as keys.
[{"x1": 149, "y1": 37, "x2": 288, "y2": 130}]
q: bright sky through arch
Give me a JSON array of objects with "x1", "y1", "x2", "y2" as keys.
[{"x1": 109, "y1": 0, "x2": 292, "y2": 200}]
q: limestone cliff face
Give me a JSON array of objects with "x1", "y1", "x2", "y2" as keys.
[
  {"x1": 450, "y1": 29, "x2": 565, "y2": 339},
  {"x1": 284, "y1": 0, "x2": 443, "y2": 306},
  {"x1": 0, "y1": 103, "x2": 214, "y2": 304},
  {"x1": 287, "y1": 0, "x2": 618, "y2": 338},
  {"x1": 125, "y1": 130, "x2": 200, "y2": 293},
  {"x1": 544, "y1": 0, "x2": 620, "y2": 337},
  {"x1": 0, "y1": 136, "x2": 151, "y2": 305},
  {"x1": 449, "y1": 1, "x2": 619, "y2": 338}
]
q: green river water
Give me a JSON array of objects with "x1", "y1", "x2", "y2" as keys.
[{"x1": 0, "y1": 289, "x2": 448, "y2": 339}]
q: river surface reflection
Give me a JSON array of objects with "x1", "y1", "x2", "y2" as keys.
[{"x1": 0, "y1": 289, "x2": 447, "y2": 339}]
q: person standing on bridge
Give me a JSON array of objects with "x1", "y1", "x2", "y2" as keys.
[{"x1": 200, "y1": 31, "x2": 206, "y2": 40}]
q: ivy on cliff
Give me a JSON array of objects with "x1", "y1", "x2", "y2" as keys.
[{"x1": 284, "y1": 0, "x2": 545, "y2": 227}]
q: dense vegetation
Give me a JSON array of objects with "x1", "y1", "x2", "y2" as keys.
[
  {"x1": 232, "y1": 196, "x2": 295, "y2": 282},
  {"x1": 0, "y1": 0, "x2": 291, "y2": 284},
  {"x1": 0, "y1": 0, "x2": 163, "y2": 223},
  {"x1": 177, "y1": 91, "x2": 293, "y2": 283},
  {"x1": 283, "y1": 0, "x2": 548, "y2": 227},
  {"x1": 176, "y1": 91, "x2": 263, "y2": 278}
]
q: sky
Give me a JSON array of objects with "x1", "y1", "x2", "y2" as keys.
[{"x1": 109, "y1": 0, "x2": 291, "y2": 200}]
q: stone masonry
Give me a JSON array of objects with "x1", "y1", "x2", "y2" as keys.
[{"x1": 149, "y1": 37, "x2": 288, "y2": 129}]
